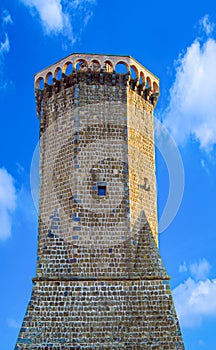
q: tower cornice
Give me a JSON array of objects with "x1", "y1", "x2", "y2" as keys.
[{"x1": 35, "y1": 53, "x2": 159, "y2": 83}]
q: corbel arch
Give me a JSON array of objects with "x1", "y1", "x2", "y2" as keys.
[
  {"x1": 146, "y1": 76, "x2": 152, "y2": 89},
  {"x1": 115, "y1": 61, "x2": 130, "y2": 73},
  {"x1": 45, "y1": 72, "x2": 53, "y2": 85},
  {"x1": 54, "y1": 67, "x2": 62, "y2": 80},
  {"x1": 104, "y1": 60, "x2": 113, "y2": 72},
  {"x1": 90, "y1": 59, "x2": 101, "y2": 71},
  {"x1": 73, "y1": 58, "x2": 88, "y2": 71},
  {"x1": 153, "y1": 81, "x2": 159, "y2": 93},
  {"x1": 139, "y1": 71, "x2": 145, "y2": 86},
  {"x1": 62, "y1": 61, "x2": 73, "y2": 75},
  {"x1": 35, "y1": 77, "x2": 44, "y2": 90},
  {"x1": 130, "y1": 65, "x2": 139, "y2": 80}
]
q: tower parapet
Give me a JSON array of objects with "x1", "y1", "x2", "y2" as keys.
[{"x1": 35, "y1": 53, "x2": 159, "y2": 118}]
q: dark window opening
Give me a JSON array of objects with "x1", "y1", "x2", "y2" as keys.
[{"x1": 98, "y1": 185, "x2": 106, "y2": 196}]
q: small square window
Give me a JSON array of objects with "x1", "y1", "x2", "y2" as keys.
[{"x1": 98, "y1": 185, "x2": 106, "y2": 196}]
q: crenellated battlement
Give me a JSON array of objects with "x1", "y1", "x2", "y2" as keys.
[{"x1": 34, "y1": 53, "x2": 160, "y2": 111}]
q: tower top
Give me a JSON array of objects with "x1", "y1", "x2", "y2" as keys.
[{"x1": 34, "y1": 53, "x2": 159, "y2": 93}]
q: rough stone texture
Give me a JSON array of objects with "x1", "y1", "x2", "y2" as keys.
[
  {"x1": 16, "y1": 280, "x2": 182, "y2": 349},
  {"x1": 15, "y1": 54, "x2": 184, "y2": 349}
]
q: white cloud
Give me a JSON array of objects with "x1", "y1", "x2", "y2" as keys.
[
  {"x1": 2, "y1": 9, "x2": 13, "y2": 25},
  {"x1": 20, "y1": 0, "x2": 96, "y2": 44},
  {"x1": 179, "y1": 261, "x2": 188, "y2": 273},
  {"x1": 21, "y1": 0, "x2": 67, "y2": 34},
  {"x1": 69, "y1": 0, "x2": 96, "y2": 28},
  {"x1": 0, "y1": 33, "x2": 10, "y2": 57},
  {"x1": 179, "y1": 259, "x2": 211, "y2": 280},
  {"x1": 200, "y1": 159, "x2": 205, "y2": 169},
  {"x1": 174, "y1": 259, "x2": 216, "y2": 328},
  {"x1": 0, "y1": 9, "x2": 12, "y2": 59},
  {"x1": 199, "y1": 14, "x2": 214, "y2": 36},
  {"x1": 71, "y1": 0, "x2": 96, "y2": 7},
  {"x1": 189, "y1": 258, "x2": 211, "y2": 280},
  {"x1": 173, "y1": 277, "x2": 216, "y2": 328},
  {"x1": 0, "y1": 9, "x2": 13, "y2": 88},
  {"x1": 163, "y1": 17, "x2": 216, "y2": 152},
  {"x1": 0, "y1": 168, "x2": 17, "y2": 240}
]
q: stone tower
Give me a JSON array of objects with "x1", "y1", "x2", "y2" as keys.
[{"x1": 16, "y1": 54, "x2": 184, "y2": 349}]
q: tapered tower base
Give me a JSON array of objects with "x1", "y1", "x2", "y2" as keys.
[{"x1": 16, "y1": 222, "x2": 184, "y2": 349}]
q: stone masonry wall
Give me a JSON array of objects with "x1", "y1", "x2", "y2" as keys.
[
  {"x1": 16, "y1": 218, "x2": 184, "y2": 349},
  {"x1": 127, "y1": 89, "x2": 158, "y2": 245},
  {"x1": 16, "y1": 55, "x2": 185, "y2": 349},
  {"x1": 16, "y1": 279, "x2": 183, "y2": 349},
  {"x1": 37, "y1": 74, "x2": 132, "y2": 279}
]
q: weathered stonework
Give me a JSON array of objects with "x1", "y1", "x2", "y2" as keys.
[{"x1": 15, "y1": 54, "x2": 184, "y2": 349}]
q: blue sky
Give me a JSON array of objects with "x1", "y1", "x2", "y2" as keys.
[{"x1": 0, "y1": 0, "x2": 216, "y2": 349}]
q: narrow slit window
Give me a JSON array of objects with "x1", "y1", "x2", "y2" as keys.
[{"x1": 98, "y1": 185, "x2": 106, "y2": 196}]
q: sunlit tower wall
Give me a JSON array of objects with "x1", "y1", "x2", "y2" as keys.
[{"x1": 15, "y1": 53, "x2": 185, "y2": 349}]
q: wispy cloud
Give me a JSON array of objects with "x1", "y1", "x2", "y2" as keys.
[
  {"x1": 179, "y1": 258, "x2": 211, "y2": 280},
  {"x1": 173, "y1": 259, "x2": 216, "y2": 328},
  {"x1": 179, "y1": 261, "x2": 187, "y2": 273},
  {"x1": 199, "y1": 14, "x2": 214, "y2": 36},
  {"x1": 0, "y1": 9, "x2": 12, "y2": 58},
  {"x1": 2, "y1": 9, "x2": 13, "y2": 26},
  {"x1": 21, "y1": 0, "x2": 68, "y2": 34},
  {"x1": 71, "y1": 0, "x2": 96, "y2": 7},
  {"x1": 20, "y1": 0, "x2": 96, "y2": 45},
  {"x1": 0, "y1": 33, "x2": 10, "y2": 57},
  {"x1": 162, "y1": 15, "x2": 216, "y2": 152},
  {"x1": 189, "y1": 259, "x2": 211, "y2": 280},
  {"x1": 0, "y1": 9, "x2": 13, "y2": 88},
  {"x1": 0, "y1": 168, "x2": 17, "y2": 240},
  {"x1": 0, "y1": 163, "x2": 38, "y2": 241}
]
